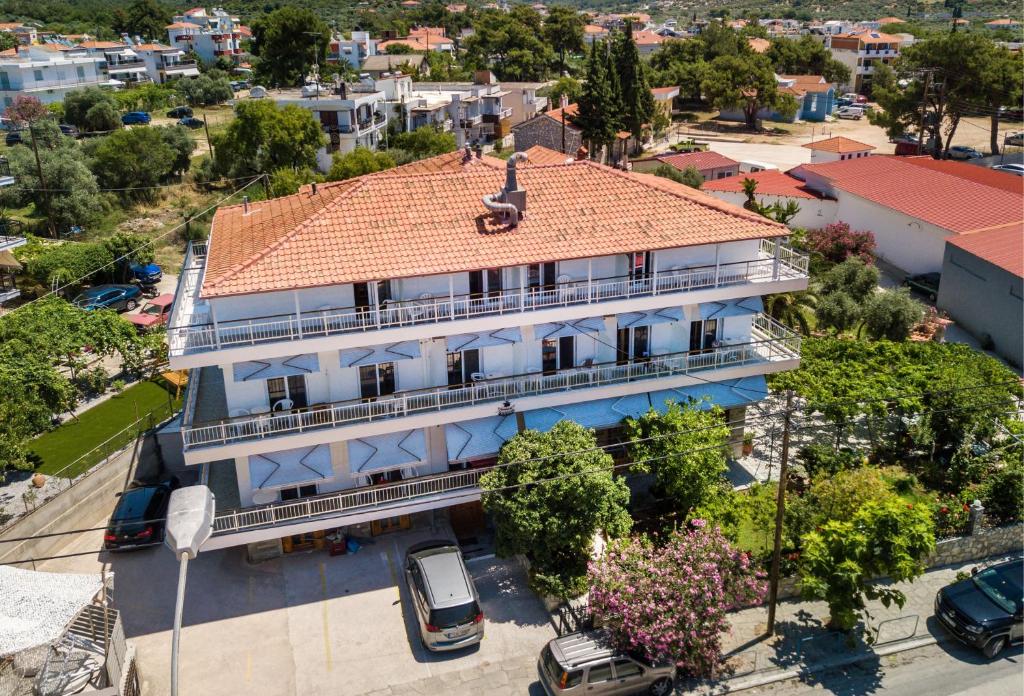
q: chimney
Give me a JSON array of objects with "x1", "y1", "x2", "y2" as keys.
[
  {"x1": 560, "y1": 93, "x2": 569, "y2": 110},
  {"x1": 242, "y1": 196, "x2": 249, "y2": 214},
  {"x1": 462, "y1": 144, "x2": 472, "y2": 164},
  {"x1": 338, "y1": 81, "x2": 347, "y2": 99},
  {"x1": 311, "y1": 181, "x2": 318, "y2": 195},
  {"x1": 504, "y1": 152, "x2": 527, "y2": 214}
]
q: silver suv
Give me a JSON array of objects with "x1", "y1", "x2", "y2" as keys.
[
  {"x1": 538, "y1": 632, "x2": 675, "y2": 696},
  {"x1": 404, "y1": 540, "x2": 484, "y2": 651}
]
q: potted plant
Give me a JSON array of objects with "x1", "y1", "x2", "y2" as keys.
[
  {"x1": 742, "y1": 432, "x2": 754, "y2": 456},
  {"x1": 31, "y1": 473, "x2": 46, "y2": 488}
]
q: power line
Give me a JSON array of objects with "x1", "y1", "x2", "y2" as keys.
[{"x1": 5, "y1": 173, "x2": 268, "y2": 194}]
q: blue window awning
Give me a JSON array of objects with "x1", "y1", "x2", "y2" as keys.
[
  {"x1": 649, "y1": 375, "x2": 768, "y2": 414},
  {"x1": 534, "y1": 316, "x2": 606, "y2": 340},
  {"x1": 447, "y1": 327, "x2": 522, "y2": 352},
  {"x1": 248, "y1": 444, "x2": 333, "y2": 489},
  {"x1": 699, "y1": 297, "x2": 764, "y2": 320},
  {"x1": 446, "y1": 415, "x2": 519, "y2": 462},
  {"x1": 617, "y1": 306, "x2": 684, "y2": 328},
  {"x1": 233, "y1": 353, "x2": 320, "y2": 382},
  {"x1": 340, "y1": 341, "x2": 420, "y2": 368},
  {"x1": 347, "y1": 429, "x2": 427, "y2": 474}
]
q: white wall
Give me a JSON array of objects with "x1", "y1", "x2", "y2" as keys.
[{"x1": 705, "y1": 191, "x2": 839, "y2": 230}]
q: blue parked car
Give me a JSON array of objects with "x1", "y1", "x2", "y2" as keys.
[
  {"x1": 72, "y1": 284, "x2": 142, "y2": 312},
  {"x1": 178, "y1": 116, "x2": 205, "y2": 129},
  {"x1": 121, "y1": 111, "x2": 151, "y2": 126},
  {"x1": 130, "y1": 262, "x2": 162, "y2": 285}
]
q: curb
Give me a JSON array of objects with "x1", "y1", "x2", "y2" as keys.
[{"x1": 702, "y1": 633, "x2": 945, "y2": 694}]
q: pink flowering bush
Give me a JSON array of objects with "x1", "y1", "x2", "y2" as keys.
[
  {"x1": 588, "y1": 523, "x2": 767, "y2": 677},
  {"x1": 805, "y1": 222, "x2": 877, "y2": 265}
]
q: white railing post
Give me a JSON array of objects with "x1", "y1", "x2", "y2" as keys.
[{"x1": 773, "y1": 239, "x2": 781, "y2": 280}]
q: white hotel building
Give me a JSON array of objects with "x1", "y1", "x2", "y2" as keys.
[{"x1": 165, "y1": 148, "x2": 809, "y2": 558}]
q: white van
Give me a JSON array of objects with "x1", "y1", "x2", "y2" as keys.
[{"x1": 738, "y1": 160, "x2": 780, "y2": 173}]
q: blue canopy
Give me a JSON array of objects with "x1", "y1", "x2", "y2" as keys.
[
  {"x1": 340, "y1": 341, "x2": 421, "y2": 368},
  {"x1": 347, "y1": 429, "x2": 428, "y2": 474},
  {"x1": 446, "y1": 415, "x2": 519, "y2": 462},
  {"x1": 447, "y1": 327, "x2": 522, "y2": 352},
  {"x1": 617, "y1": 307, "x2": 684, "y2": 328},
  {"x1": 649, "y1": 376, "x2": 768, "y2": 413},
  {"x1": 698, "y1": 297, "x2": 764, "y2": 320},
  {"x1": 533, "y1": 316, "x2": 606, "y2": 340},
  {"x1": 248, "y1": 444, "x2": 333, "y2": 489},
  {"x1": 233, "y1": 354, "x2": 320, "y2": 382}
]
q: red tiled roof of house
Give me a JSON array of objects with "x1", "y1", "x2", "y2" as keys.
[
  {"x1": 799, "y1": 156, "x2": 1024, "y2": 235},
  {"x1": 523, "y1": 145, "x2": 572, "y2": 165},
  {"x1": 203, "y1": 159, "x2": 785, "y2": 297},
  {"x1": 945, "y1": 226, "x2": 1023, "y2": 278},
  {"x1": 75, "y1": 40, "x2": 125, "y2": 49},
  {"x1": 802, "y1": 136, "x2": 875, "y2": 153},
  {"x1": 877, "y1": 17, "x2": 903, "y2": 24},
  {"x1": 780, "y1": 75, "x2": 833, "y2": 94},
  {"x1": 166, "y1": 22, "x2": 202, "y2": 30},
  {"x1": 657, "y1": 150, "x2": 739, "y2": 172},
  {"x1": 985, "y1": 18, "x2": 1019, "y2": 25},
  {"x1": 748, "y1": 37, "x2": 770, "y2": 53},
  {"x1": 702, "y1": 170, "x2": 825, "y2": 200},
  {"x1": 651, "y1": 86, "x2": 680, "y2": 98},
  {"x1": 584, "y1": 24, "x2": 607, "y2": 34},
  {"x1": 897, "y1": 157, "x2": 1023, "y2": 195},
  {"x1": 633, "y1": 29, "x2": 666, "y2": 45},
  {"x1": 544, "y1": 102, "x2": 579, "y2": 125}
]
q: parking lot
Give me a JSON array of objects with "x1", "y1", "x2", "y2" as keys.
[{"x1": 42, "y1": 518, "x2": 555, "y2": 696}]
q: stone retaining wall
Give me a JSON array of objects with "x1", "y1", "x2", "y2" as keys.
[{"x1": 926, "y1": 524, "x2": 1023, "y2": 568}]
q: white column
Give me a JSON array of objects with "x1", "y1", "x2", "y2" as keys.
[
  {"x1": 714, "y1": 244, "x2": 721, "y2": 286},
  {"x1": 773, "y1": 238, "x2": 781, "y2": 280},
  {"x1": 293, "y1": 290, "x2": 303, "y2": 339},
  {"x1": 651, "y1": 251, "x2": 659, "y2": 295},
  {"x1": 210, "y1": 301, "x2": 221, "y2": 350},
  {"x1": 370, "y1": 281, "x2": 381, "y2": 329},
  {"x1": 587, "y1": 259, "x2": 593, "y2": 303},
  {"x1": 448, "y1": 275, "x2": 455, "y2": 320}
]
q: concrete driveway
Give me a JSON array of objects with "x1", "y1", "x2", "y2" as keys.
[{"x1": 42, "y1": 520, "x2": 554, "y2": 696}]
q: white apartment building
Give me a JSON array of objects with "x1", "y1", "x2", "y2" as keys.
[
  {"x1": 166, "y1": 7, "x2": 243, "y2": 65},
  {"x1": 74, "y1": 41, "x2": 151, "y2": 87},
  {"x1": 164, "y1": 149, "x2": 809, "y2": 558},
  {"x1": 329, "y1": 31, "x2": 378, "y2": 69},
  {"x1": 0, "y1": 45, "x2": 109, "y2": 107},
  {"x1": 133, "y1": 43, "x2": 201, "y2": 84},
  {"x1": 827, "y1": 30, "x2": 902, "y2": 94}
]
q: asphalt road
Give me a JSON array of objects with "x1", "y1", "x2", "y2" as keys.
[{"x1": 752, "y1": 640, "x2": 1023, "y2": 696}]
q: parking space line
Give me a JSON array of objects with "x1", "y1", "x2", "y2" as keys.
[{"x1": 319, "y1": 562, "x2": 333, "y2": 672}]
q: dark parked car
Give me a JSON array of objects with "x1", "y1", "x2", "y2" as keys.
[
  {"x1": 121, "y1": 111, "x2": 151, "y2": 126},
  {"x1": 167, "y1": 106, "x2": 193, "y2": 118},
  {"x1": 130, "y1": 261, "x2": 162, "y2": 285},
  {"x1": 59, "y1": 123, "x2": 80, "y2": 138},
  {"x1": 935, "y1": 558, "x2": 1023, "y2": 658},
  {"x1": 72, "y1": 284, "x2": 142, "y2": 312},
  {"x1": 104, "y1": 479, "x2": 179, "y2": 551},
  {"x1": 5, "y1": 130, "x2": 22, "y2": 146},
  {"x1": 903, "y1": 272, "x2": 941, "y2": 301},
  {"x1": 178, "y1": 116, "x2": 205, "y2": 129}
]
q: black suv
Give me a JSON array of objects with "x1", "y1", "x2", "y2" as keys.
[{"x1": 935, "y1": 558, "x2": 1023, "y2": 658}]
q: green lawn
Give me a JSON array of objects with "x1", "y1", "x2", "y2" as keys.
[{"x1": 29, "y1": 379, "x2": 181, "y2": 478}]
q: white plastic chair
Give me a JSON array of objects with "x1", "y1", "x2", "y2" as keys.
[
  {"x1": 228, "y1": 408, "x2": 250, "y2": 418},
  {"x1": 272, "y1": 398, "x2": 294, "y2": 412}
]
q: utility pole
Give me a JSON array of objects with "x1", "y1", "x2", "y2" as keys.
[
  {"x1": 27, "y1": 123, "x2": 54, "y2": 237},
  {"x1": 766, "y1": 389, "x2": 794, "y2": 636},
  {"x1": 916, "y1": 69, "x2": 933, "y2": 157}
]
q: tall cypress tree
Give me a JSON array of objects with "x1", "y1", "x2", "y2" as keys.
[
  {"x1": 604, "y1": 39, "x2": 625, "y2": 134},
  {"x1": 575, "y1": 40, "x2": 618, "y2": 155},
  {"x1": 614, "y1": 21, "x2": 656, "y2": 143}
]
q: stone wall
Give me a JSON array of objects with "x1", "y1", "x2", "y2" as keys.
[{"x1": 926, "y1": 524, "x2": 1023, "y2": 568}]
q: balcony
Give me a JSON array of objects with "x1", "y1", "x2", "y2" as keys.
[
  {"x1": 162, "y1": 60, "x2": 199, "y2": 71},
  {"x1": 206, "y1": 466, "x2": 487, "y2": 545},
  {"x1": 179, "y1": 313, "x2": 800, "y2": 454},
  {"x1": 167, "y1": 240, "x2": 809, "y2": 361}
]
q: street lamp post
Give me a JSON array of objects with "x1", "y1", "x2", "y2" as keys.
[{"x1": 164, "y1": 485, "x2": 216, "y2": 696}]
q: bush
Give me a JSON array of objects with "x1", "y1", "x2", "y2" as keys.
[
  {"x1": 976, "y1": 461, "x2": 1024, "y2": 525},
  {"x1": 327, "y1": 148, "x2": 396, "y2": 182},
  {"x1": 860, "y1": 288, "x2": 925, "y2": 341},
  {"x1": 931, "y1": 493, "x2": 971, "y2": 538},
  {"x1": 653, "y1": 163, "x2": 703, "y2": 189},
  {"x1": 798, "y1": 444, "x2": 865, "y2": 480},
  {"x1": 64, "y1": 87, "x2": 119, "y2": 132},
  {"x1": 75, "y1": 365, "x2": 108, "y2": 396},
  {"x1": 805, "y1": 222, "x2": 876, "y2": 265}
]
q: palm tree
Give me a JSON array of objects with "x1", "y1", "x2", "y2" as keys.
[
  {"x1": 765, "y1": 291, "x2": 818, "y2": 335},
  {"x1": 741, "y1": 178, "x2": 759, "y2": 212}
]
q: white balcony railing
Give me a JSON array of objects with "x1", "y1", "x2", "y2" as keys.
[
  {"x1": 212, "y1": 466, "x2": 486, "y2": 535},
  {"x1": 181, "y1": 313, "x2": 800, "y2": 450},
  {"x1": 168, "y1": 240, "x2": 808, "y2": 357}
]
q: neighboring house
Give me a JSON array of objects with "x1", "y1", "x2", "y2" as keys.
[
  {"x1": 0, "y1": 45, "x2": 108, "y2": 106},
  {"x1": 748, "y1": 37, "x2": 770, "y2": 54},
  {"x1": 875, "y1": 17, "x2": 903, "y2": 27},
  {"x1": 163, "y1": 150, "x2": 808, "y2": 558},
  {"x1": 827, "y1": 30, "x2": 902, "y2": 94},
  {"x1": 985, "y1": 18, "x2": 1021, "y2": 31},
  {"x1": 584, "y1": 24, "x2": 610, "y2": 44},
  {"x1": 133, "y1": 43, "x2": 201, "y2": 84},
  {"x1": 511, "y1": 102, "x2": 584, "y2": 156},
  {"x1": 378, "y1": 27, "x2": 455, "y2": 55},
  {"x1": 651, "y1": 85, "x2": 679, "y2": 119},
  {"x1": 361, "y1": 53, "x2": 427, "y2": 79},
  {"x1": 633, "y1": 29, "x2": 667, "y2": 56},
  {"x1": 702, "y1": 169, "x2": 837, "y2": 229},
  {"x1": 74, "y1": 41, "x2": 150, "y2": 88},
  {"x1": 330, "y1": 31, "x2": 378, "y2": 69},
  {"x1": 802, "y1": 136, "x2": 875, "y2": 163},
  {"x1": 791, "y1": 156, "x2": 1024, "y2": 274},
  {"x1": 635, "y1": 150, "x2": 740, "y2": 181},
  {"x1": 938, "y1": 227, "x2": 1023, "y2": 367},
  {"x1": 494, "y1": 80, "x2": 549, "y2": 127},
  {"x1": 0, "y1": 22, "x2": 37, "y2": 45},
  {"x1": 257, "y1": 82, "x2": 388, "y2": 169},
  {"x1": 166, "y1": 8, "x2": 244, "y2": 65},
  {"x1": 718, "y1": 74, "x2": 834, "y2": 123}
]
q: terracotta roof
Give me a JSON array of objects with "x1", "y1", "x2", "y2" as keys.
[
  {"x1": 839, "y1": 30, "x2": 902, "y2": 45},
  {"x1": 202, "y1": 159, "x2": 785, "y2": 297},
  {"x1": 523, "y1": 145, "x2": 571, "y2": 165},
  {"x1": 656, "y1": 150, "x2": 739, "y2": 172},
  {"x1": 898, "y1": 157, "x2": 1023, "y2": 195},
  {"x1": 134, "y1": 43, "x2": 173, "y2": 50},
  {"x1": 651, "y1": 86, "x2": 679, "y2": 98},
  {"x1": 702, "y1": 170, "x2": 825, "y2": 200},
  {"x1": 166, "y1": 22, "x2": 201, "y2": 30},
  {"x1": 985, "y1": 18, "x2": 1020, "y2": 25},
  {"x1": 798, "y1": 157, "x2": 1024, "y2": 235},
  {"x1": 633, "y1": 29, "x2": 666, "y2": 45},
  {"x1": 802, "y1": 136, "x2": 875, "y2": 153},
  {"x1": 876, "y1": 17, "x2": 903, "y2": 24},
  {"x1": 75, "y1": 40, "x2": 126, "y2": 49},
  {"x1": 378, "y1": 35, "x2": 452, "y2": 51},
  {"x1": 584, "y1": 24, "x2": 608, "y2": 34},
  {"x1": 748, "y1": 37, "x2": 770, "y2": 53},
  {"x1": 543, "y1": 102, "x2": 579, "y2": 125},
  {"x1": 780, "y1": 75, "x2": 833, "y2": 94},
  {"x1": 945, "y1": 226, "x2": 1023, "y2": 278}
]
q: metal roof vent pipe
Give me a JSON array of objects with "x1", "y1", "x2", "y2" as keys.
[
  {"x1": 242, "y1": 196, "x2": 249, "y2": 214},
  {"x1": 311, "y1": 181, "x2": 318, "y2": 195},
  {"x1": 462, "y1": 144, "x2": 473, "y2": 164},
  {"x1": 481, "y1": 151, "x2": 528, "y2": 227}
]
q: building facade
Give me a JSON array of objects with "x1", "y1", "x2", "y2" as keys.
[
  {"x1": 164, "y1": 151, "x2": 809, "y2": 556},
  {"x1": 0, "y1": 45, "x2": 108, "y2": 107},
  {"x1": 133, "y1": 44, "x2": 201, "y2": 84},
  {"x1": 166, "y1": 8, "x2": 244, "y2": 65},
  {"x1": 827, "y1": 30, "x2": 902, "y2": 95}
]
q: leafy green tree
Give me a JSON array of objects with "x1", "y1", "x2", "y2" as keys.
[
  {"x1": 64, "y1": 88, "x2": 120, "y2": 132},
  {"x1": 767, "y1": 35, "x2": 851, "y2": 85},
  {"x1": 818, "y1": 258, "x2": 879, "y2": 303},
  {"x1": 113, "y1": 0, "x2": 169, "y2": 39},
  {"x1": 113, "y1": 82, "x2": 176, "y2": 114},
  {"x1": 176, "y1": 73, "x2": 233, "y2": 106},
  {"x1": 0, "y1": 31, "x2": 16, "y2": 52},
  {"x1": 799, "y1": 498, "x2": 935, "y2": 630},
  {"x1": 83, "y1": 127, "x2": 175, "y2": 201},
  {"x1": 977, "y1": 47, "x2": 1023, "y2": 154},
  {"x1": 383, "y1": 43, "x2": 414, "y2": 55},
  {"x1": 390, "y1": 126, "x2": 456, "y2": 158},
  {"x1": 765, "y1": 291, "x2": 817, "y2": 335},
  {"x1": 625, "y1": 401, "x2": 731, "y2": 516},
  {"x1": 860, "y1": 288, "x2": 924, "y2": 341},
  {"x1": 480, "y1": 421, "x2": 632, "y2": 598},
  {"x1": 214, "y1": 100, "x2": 325, "y2": 177},
  {"x1": 702, "y1": 53, "x2": 797, "y2": 130},
  {"x1": 544, "y1": 6, "x2": 585, "y2": 75},
  {"x1": 327, "y1": 147, "x2": 396, "y2": 181},
  {"x1": 267, "y1": 167, "x2": 320, "y2": 197},
  {"x1": 815, "y1": 291, "x2": 862, "y2": 335},
  {"x1": 653, "y1": 163, "x2": 703, "y2": 189},
  {"x1": 158, "y1": 125, "x2": 196, "y2": 175},
  {"x1": 545, "y1": 76, "x2": 582, "y2": 107},
  {"x1": 575, "y1": 41, "x2": 619, "y2": 154},
  {"x1": 3, "y1": 95, "x2": 48, "y2": 126},
  {"x1": 15, "y1": 237, "x2": 113, "y2": 289},
  {"x1": 613, "y1": 23, "x2": 655, "y2": 143},
  {"x1": 250, "y1": 7, "x2": 331, "y2": 87},
  {"x1": 463, "y1": 7, "x2": 554, "y2": 80}
]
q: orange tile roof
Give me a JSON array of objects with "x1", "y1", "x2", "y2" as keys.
[
  {"x1": 657, "y1": 150, "x2": 739, "y2": 172},
  {"x1": 748, "y1": 37, "x2": 770, "y2": 53},
  {"x1": 945, "y1": 226, "x2": 1023, "y2": 278},
  {"x1": 877, "y1": 17, "x2": 903, "y2": 24},
  {"x1": 840, "y1": 30, "x2": 902, "y2": 45},
  {"x1": 75, "y1": 40, "x2": 126, "y2": 49},
  {"x1": 780, "y1": 75, "x2": 833, "y2": 94},
  {"x1": 798, "y1": 157, "x2": 1023, "y2": 235},
  {"x1": 633, "y1": 29, "x2": 666, "y2": 45},
  {"x1": 167, "y1": 22, "x2": 202, "y2": 30},
  {"x1": 584, "y1": 24, "x2": 607, "y2": 34},
  {"x1": 544, "y1": 102, "x2": 579, "y2": 125},
  {"x1": 896, "y1": 157, "x2": 1023, "y2": 194},
  {"x1": 651, "y1": 86, "x2": 679, "y2": 97},
  {"x1": 203, "y1": 159, "x2": 785, "y2": 297},
  {"x1": 134, "y1": 43, "x2": 173, "y2": 51},
  {"x1": 985, "y1": 18, "x2": 1020, "y2": 25},
  {"x1": 523, "y1": 145, "x2": 572, "y2": 165},
  {"x1": 702, "y1": 170, "x2": 825, "y2": 200},
  {"x1": 802, "y1": 136, "x2": 875, "y2": 153}
]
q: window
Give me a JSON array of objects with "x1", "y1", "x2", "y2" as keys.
[
  {"x1": 266, "y1": 375, "x2": 307, "y2": 409},
  {"x1": 527, "y1": 262, "x2": 556, "y2": 292},
  {"x1": 359, "y1": 361, "x2": 396, "y2": 400},
  {"x1": 76, "y1": 66, "x2": 85, "y2": 80},
  {"x1": 353, "y1": 280, "x2": 391, "y2": 310},
  {"x1": 447, "y1": 349, "x2": 480, "y2": 388},
  {"x1": 370, "y1": 469, "x2": 403, "y2": 485},
  {"x1": 616, "y1": 326, "x2": 650, "y2": 365},
  {"x1": 469, "y1": 268, "x2": 502, "y2": 299},
  {"x1": 542, "y1": 336, "x2": 574, "y2": 374},
  {"x1": 689, "y1": 319, "x2": 719, "y2": 353},
  {"x1": 613, "y1": 659, "x2": 644, "y2": 678},
  {"x1": 279, "y1": 483, "x2": 317, "y2": 501},
  {"x1": 33, "y1": 69, "x2": 44, "y2": 82},
  {"x1": 628, "y1": 251, "x2": 652, "y2": 278},
  {"x1": 586, "y1": 664, "x2": 613, "y2": 684}
]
